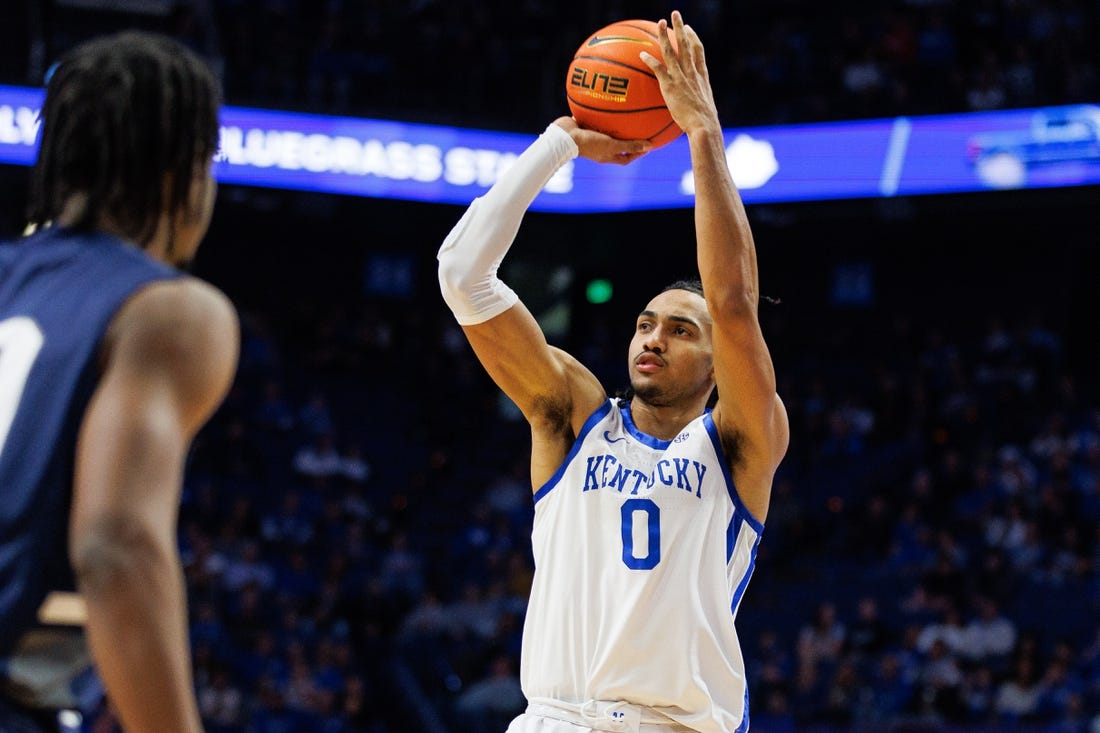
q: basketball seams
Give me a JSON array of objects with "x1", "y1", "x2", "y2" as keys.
[
  {"x1": 565, "y1": 95, "x2": 673, "y2": 139},
  {"x1": 565, "y1": 96, "x2": 669, "y2": 116},
  {"x1": 647, "y1": 118, "x2": 682, "y2": 146},
  {"x1": 650, "y1": 119, "x2": 679, "y2": 135},
  {"x1": 615, "y1": 21, "x2": 660, "y2": 40}
]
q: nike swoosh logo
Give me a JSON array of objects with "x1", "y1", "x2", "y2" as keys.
[
  {"x1": 604, "y1": 430, "x2": 627, "y2": 444},
  {"x1": 587, "y1": 35, "x2": 654, "y2": 47}
]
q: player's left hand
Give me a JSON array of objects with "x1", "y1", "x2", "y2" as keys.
[{"x1": 640, "y1": 11, "x2": 721, "y2": 138}]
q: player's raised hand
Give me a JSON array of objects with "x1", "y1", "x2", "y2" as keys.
[
  {"x1": 553, "y1": 116, "x2": 651, "y2": 165},
  {"x1": 639, "y1": 11, "x2": 720, "y2": 138}
]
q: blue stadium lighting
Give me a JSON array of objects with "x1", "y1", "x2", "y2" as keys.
[{"x1": 1, "y1": 84, "x2": 1097, "y2": 212}]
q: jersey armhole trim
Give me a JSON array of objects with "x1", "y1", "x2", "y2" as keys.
[
  {"x1": 533, "y1": 398, "x2": 613, "y2": 505},
  {"x1": 704, "y1": 412, "x2": 765, "y2": 535}
]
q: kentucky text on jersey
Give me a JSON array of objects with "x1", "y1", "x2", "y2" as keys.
[{"x1": 582, "y1": 453, "x2": 708, "y2": 497}]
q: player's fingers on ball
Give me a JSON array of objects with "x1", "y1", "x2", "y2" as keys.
[
  {"x1": 656, "y1": 19, "x2": 676, "y2": 65},
  {"x1": 671, "y1": 11, "x2": 688, "y2": 47},
  {"x1": 682, "y1": 24, "x2": 702, "y2": 55},
  {"x1": 683, "y1": 24, "x2": 707, "y2": 73},
  {"x1": 674, "y1": 17, "x2": 697, "y2": 69},
  {"x1": 639, "y1": 50, "x2": 663, "y2": 74}
]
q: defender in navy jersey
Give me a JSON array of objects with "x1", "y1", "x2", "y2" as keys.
[
  {"x1": 439, "y1": 12, "x2": 789, "y2": 733},
  {"x1": 0, "y1": 33, "x2": 237, "y2": 732}
]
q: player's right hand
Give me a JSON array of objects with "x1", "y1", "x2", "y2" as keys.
[{"x1": 554, "y1": 116, "x2": 651, "y2": 165}]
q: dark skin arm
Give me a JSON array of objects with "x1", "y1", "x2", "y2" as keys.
[
  {"x1": 71, "y1": 278, "x2": 238, "y2": 733},
  {"x1": 643, "y1": 12, "x2": 789, "y2": 521},
  {"x1": 457, "y1": 119, "x2": 650, "y2": 489}
]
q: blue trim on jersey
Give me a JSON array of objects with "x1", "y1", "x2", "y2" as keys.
[
  {"x1": 734, "y1": 688, "x2": 751, "y2": 733},
  {"x1": 532, "y1": 399, "x2": 614, "y2": 505},
  {"x1": 703, "y1": 413, "x2": 765, "y2": 535},
  {"x1": 619, "y1": 402, "x2": 672, "y2": 450},
  {"x1": 730, "y1": 531, "x2": 759, "y2": 616},
  {"x1": 726, "y1": 515, "x2": 740, "y2": 564}
]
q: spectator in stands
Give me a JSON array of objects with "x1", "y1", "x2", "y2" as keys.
[
  {"x1": 298, "y1": 391, "x2": 335, "y2": 436},
  {"x1": 261, "y1": 490, "x2": 317, "y2": 548},
  {"x1": 917, "y1": 638, "x2": 965, "y2": 721},
  {"x1": 253, "y1": 378, "x2": 295, "y2": 434},
  {"x1": 862, "y1": 653, "x2": 914, "y2": 724},
  {"x1": 800, "y1": 603, "x2": 847, "y2": 675},
  {"x1": 378, "y1": 531, "x2": 424, "y2": 603},
  {"x1": 294, "y1": 432, "x2": 344, "y2": 480},
  {"x1": 959, "y1": 664, "x2": 997, "y2": 725},
  {"x1": 198, "y1": 667, "x2": 244, "y2": 733},
  {"x1": 846, "y1": 595, "x2": 891, "y2": 661},
  {"x1": 453, "y1": 654, "x2": 525, "y2": 733},
  {"x1": 993, "y1": 656, "x2": 1045, "y2": 722},
  {"x1": 340, "y1": 443, "x2": 372, "y2": 485},
  {"x1": 222, "y1": 540, "x2": 276, "y2": 594},
  {"x1": 917, "y1": 603, "x2": 969, "y2": 657},
  {"x1": 960, "y1": 596, "x2": 1018, "y2": 664}
]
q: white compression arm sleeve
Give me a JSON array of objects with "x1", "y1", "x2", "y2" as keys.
[{"x1": 437, "y1": 123, "x2": 579, "y2": 326}]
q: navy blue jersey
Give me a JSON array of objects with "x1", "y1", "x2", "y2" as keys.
[{"x1": 0, "y1": 227, "x2": 178, "y2": 655}]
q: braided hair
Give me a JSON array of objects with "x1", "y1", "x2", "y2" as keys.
[{"x1": 28, "y1": 31, "x2": 220, "y2": 249}]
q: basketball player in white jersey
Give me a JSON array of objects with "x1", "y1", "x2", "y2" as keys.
[{"x1": 437, "y1": 12, "x2": 788, "y2": 733}]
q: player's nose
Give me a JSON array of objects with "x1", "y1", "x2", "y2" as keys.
[{"x1": 642, "y1": 328, "x2": 666, "y2": 353}]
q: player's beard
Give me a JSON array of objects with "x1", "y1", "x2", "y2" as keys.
[
  {"x1": 630, "y1": 369, "x2": 716, "y2": 409},
  {"x1": 630, "y1": 377, "x2": 676, "y2": 408}
]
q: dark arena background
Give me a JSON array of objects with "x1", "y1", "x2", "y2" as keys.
[{"x1": 2, "y1": 2, "x2": 1099, "y2": 732}]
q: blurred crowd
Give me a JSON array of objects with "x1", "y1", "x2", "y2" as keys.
[
  {"x1": 4, "y1": 0, "x2": 1097, "y2": 129},
  {"x1": 183, "y1": 0, "x2": 1100, "y2": 127},
  {"x1": 71, "y1": 292, "x2": 1097, "y2": 733}
]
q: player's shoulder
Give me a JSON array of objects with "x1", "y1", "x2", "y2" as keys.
[
  {"x1": 100, "y1": 277, "x2": 239, "y2": 425},
  {"x1": 107, "y1": 277, "x2": 239, "y2": 373},
  {"x1": 122, "y1": 277, "x2": 236, "y2": 333}
]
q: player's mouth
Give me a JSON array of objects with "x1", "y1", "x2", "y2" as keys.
[{"x1": 634, "y1": 353, "x2": 666, "y2": 373}]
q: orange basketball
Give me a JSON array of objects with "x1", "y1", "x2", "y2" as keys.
[{"x1": 566, "y1": 20, "x2": 682, "y2": 149}]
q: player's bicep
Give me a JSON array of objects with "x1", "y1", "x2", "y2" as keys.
[
  {"x1": 710, "y1": 313, "x2": 786, "y2": 465},
  {"x1": 461, "y1": 302, "x2": 602, "y2": 423},
  {"x1": 71, "y1": 280, "x2": 238, "y2": 552},
  {"x1": 72, "y1": 367, "x2": 186, "y2": 551}
]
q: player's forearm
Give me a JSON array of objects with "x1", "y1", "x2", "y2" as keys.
[
  {"x1": 461, "y1": 122, "x2": 577, "y2": 250},
  {"x1": 438, "y1": 123, "x2": 577, "y2": 325},
  {"x1": 74, "y1": 524, "x2": 203, "y2": 733},
  {"x1": 688, "y1": 126, "x2": 760, "y2": 315}
]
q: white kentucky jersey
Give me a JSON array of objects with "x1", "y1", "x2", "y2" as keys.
[{"x1": 521, "y1": 398, "x2": 765, "y2": 733}]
